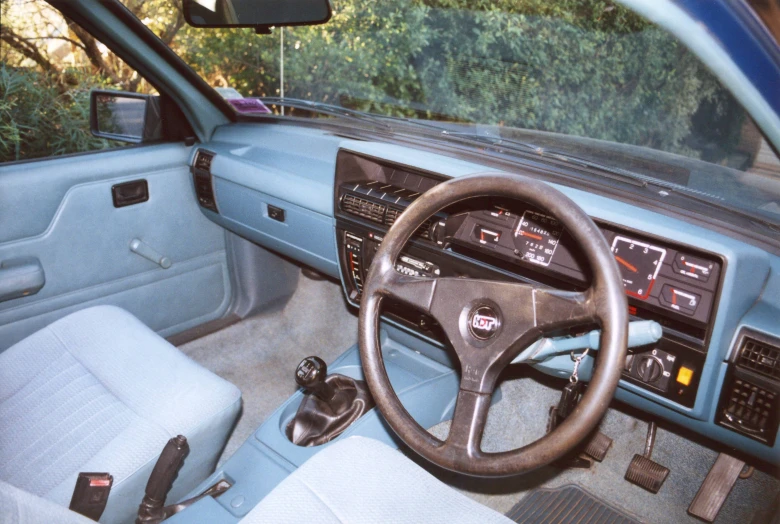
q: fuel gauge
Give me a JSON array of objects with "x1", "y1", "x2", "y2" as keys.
[
  {"x1": 659, "y1": 284, "x2": 701, "y2": 316},
  {"x1": 473, "y1": 224, "x2": 502, "y2": 246}
]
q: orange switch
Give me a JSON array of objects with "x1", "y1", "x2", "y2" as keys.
[{"x1": 677, "y1": 366, "x2": 694, "y2": 386}]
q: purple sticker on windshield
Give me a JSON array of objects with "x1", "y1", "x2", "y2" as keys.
[{"x1": 227, "y1": 98, "x2": 272, "y2": 114}]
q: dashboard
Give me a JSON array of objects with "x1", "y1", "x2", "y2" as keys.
[
  {"x1": 190, "y1": 123, "x2": 780, "y2": 466},
  {"x1": 334, "y1": 150, "x2": 724, "y2": 411}
]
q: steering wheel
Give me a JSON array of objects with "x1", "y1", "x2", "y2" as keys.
[{"x1": 358, "y1": 173, "x2": 628, "y2": 477}]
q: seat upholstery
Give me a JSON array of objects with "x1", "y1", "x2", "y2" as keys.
[
  {"x1": 241, "y1": 437, "x2": 513, "y2": 524},
  {"x1": 0, "y1": 306, "x2": 241, "y2": 523},
  {"x1": 0, "y1": 480, "x2": 93, "y2": 524}
]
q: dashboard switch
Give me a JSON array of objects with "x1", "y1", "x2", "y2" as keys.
[
  {"x1": 637, "y1": 356, "x2": 664, "y2": 383},
  {"x1": 677, "y1": 366, "x2": 694, "y2": 386},
  {"x1": 630, "y1": 348, "x2": 675, "y2": 392}
]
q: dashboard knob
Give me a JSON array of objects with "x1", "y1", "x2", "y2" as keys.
[{"x1": 637, "y1": 356, "x2": 664, "y2": 383}]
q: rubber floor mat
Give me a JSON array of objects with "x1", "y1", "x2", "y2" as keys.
[{"x1": 506, "y1": 484, "x2": 642, "y2": 524}]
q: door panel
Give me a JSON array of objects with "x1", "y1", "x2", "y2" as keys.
[{"x1": 0, "y1": 144, "x2": 232, "y2": 351}]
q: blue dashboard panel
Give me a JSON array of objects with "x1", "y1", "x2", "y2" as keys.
[
  {"x1": 208, "y1": 178, "x2": 339, "y2": 277},
  {"x1": 204, "y1": 124, "x2": 343, "y2": 216},
  {"x1": 193, "y1": 125, "x2": 345, "y2": 277},
  {"x1": 199, "y1": 123, "x2": 780, "y2": 464}
]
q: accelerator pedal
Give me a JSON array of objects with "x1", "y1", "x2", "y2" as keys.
[
  {"x1": 688, "y1": 453, "x2": 746, "y2": 522},
  {"x1": 625, "y1": 421, "x2": 669, "y2": 493}
]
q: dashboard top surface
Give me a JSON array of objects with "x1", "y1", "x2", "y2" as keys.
[{"x1": 203, "y1": 122, "x2": 780, "y2": 464}]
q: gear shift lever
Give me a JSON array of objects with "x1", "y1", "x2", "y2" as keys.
[
  {"x1": 295, "y1": 356, "x2": 336, "y2": 403},
  {"x1": 287, "y1": 356, "x2": 375, "y2": 447}
]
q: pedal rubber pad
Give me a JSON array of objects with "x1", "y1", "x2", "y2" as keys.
[
  {"x1": 688, "y1": 453, "x2": 745, "y2": 522},
  {"x1": 584, "y1": 431, "x2": 613, "y2": 462},
  {"x1": 625, "y1": 454, "x2": 670, "y2": 493}
]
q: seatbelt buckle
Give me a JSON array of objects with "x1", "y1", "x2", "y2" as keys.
[{"x1": 69, "y1": 472, "x2": 113, "y2": 521}]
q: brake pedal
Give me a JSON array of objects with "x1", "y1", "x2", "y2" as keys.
[
  {"x1": 688, "y1": 453, "x2": 746, "y2": 522},
  {"x1": 625, "y1": 422, "x2": 669, "y2": 493}
]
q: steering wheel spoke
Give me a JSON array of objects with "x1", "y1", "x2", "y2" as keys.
[
  {"x1": 532, "y1": 287, "x2": 597, "y2": 335},
  {"x1": 444, "y1": 388, "x2": 492, "y2": 458},
  {"x1": 379, "y1": 269, "x2": 438, "y2": 315}
]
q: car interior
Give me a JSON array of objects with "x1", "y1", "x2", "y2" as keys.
[{"x1": 1, "y1": 0, "x2": 779, "y2": 523}]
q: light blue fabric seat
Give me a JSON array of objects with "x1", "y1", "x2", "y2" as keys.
[
  {"x1": 0, "y1": 305, "x2": 241, "y2": 524},
  {"x1": 240, "y1": 436, "x2": 513, "y2": 524},
  {"x1": 0, "y1": 435, "x2": 511, "y2": 523}
]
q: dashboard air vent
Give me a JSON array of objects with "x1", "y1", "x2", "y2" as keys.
[
  {"x1": 385, "y1": 207, "x2": 432, "y2": 239},
  {"x1": 385, "y1": 207, "x2": 401, "y2": 226},
  {"x1": 341, "y1": 194, "x2": 386, "y2": 224},
  {"x1": 195, "y1": 150, "x2": 214, "y2": 172},
  {"x1": 737, "y1": 337, "x2": 780, "y2": 380},
  {"x1": 191, "y1": 150, "x2": 218, "y2": 213},
  {"x1": 717, "y1": 377, "x2": 778, "y2": 445}
]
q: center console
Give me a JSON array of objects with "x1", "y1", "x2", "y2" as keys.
[{"x1": 334, "y1": 149, "x2": 725, "y2": 409}]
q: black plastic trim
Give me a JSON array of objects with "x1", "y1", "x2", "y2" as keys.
[
  {"x1": 182, "y1": 0, "x2": 333, "y2": 30},
  {"x1": 112, "y1": 179, "x2": 149, "y2": 208}
]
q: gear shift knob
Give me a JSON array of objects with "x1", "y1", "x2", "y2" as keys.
[{"x1": 295, "y1": 356, "x2": 336, "y2": 402}]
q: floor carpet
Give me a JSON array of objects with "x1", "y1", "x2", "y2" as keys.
[
  {"x1": 181, "y1": 273, "x2": 778, "y2": 523},
  {"x1": 180, "y1": 271, "x2": 358, "y2": 465},
  {"x1": 426, "y1": 367, "x2": 780, "y2": 524}
]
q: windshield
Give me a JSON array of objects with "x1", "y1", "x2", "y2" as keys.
[{"x1": 131, "y1": 0, "x2": 780, "y2": 225}]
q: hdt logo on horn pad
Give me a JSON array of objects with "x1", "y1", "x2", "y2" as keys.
[{"x1": 468, "y1": 305, "x2": 501, "y2": 340}]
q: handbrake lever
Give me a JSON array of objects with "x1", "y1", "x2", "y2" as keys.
[{"x1": 136, "y1": 435, "x2": 189, "y2": 524}]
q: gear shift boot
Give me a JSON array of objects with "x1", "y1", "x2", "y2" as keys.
[{"x1": 287, "y1": 357, "x2": 375, "y2": 447}]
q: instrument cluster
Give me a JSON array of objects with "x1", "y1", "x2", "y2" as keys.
[{"x1": 436, "y1": 203, "x2": 722, "y2": 342}]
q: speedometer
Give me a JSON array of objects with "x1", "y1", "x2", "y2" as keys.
[
  {"x1": 610, "y1": 236, "x2": 667, "y2": 299},
  {"x1": 513, "y1": 210, "x2": 563, "y2": 267}
]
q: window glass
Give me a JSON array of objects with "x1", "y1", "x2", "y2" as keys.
[
  {"x1": 131, "y1": 0, "x2": 780, "y2": 224},
  {"x1": 0, "y1": 0, "x2": 157, "y2": 162}
]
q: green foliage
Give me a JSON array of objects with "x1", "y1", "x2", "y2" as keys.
[
  {"x1": 0, "y1": 65, "x2": 116, "y2": 162},
  {"x1": 0, "y1": 0, "x2": 743, "y2": 163},
  {"x1": 166, "y1": 0, "x2": 733, "y2": 157}
]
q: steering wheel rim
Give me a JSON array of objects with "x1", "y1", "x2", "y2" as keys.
[{"x1": 359, "y1": 172, "x2": 628, "y2": 477}]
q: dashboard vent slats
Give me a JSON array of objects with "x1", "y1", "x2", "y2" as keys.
[
  {"x1": 340, "y1": 185, "x2": 434, "y2": 241},
  {"x1": 383, "y1": 206, "x2": 431, "y2": 239},
  {"x1": 737, "y1": 337, "x2": 780, "y2": 380},
  {"x1": 191, "y1": 150, "x2": 218, "y2": 213},
  {"x1": 195, "y1": 150, "x2": 214, "y2": 172},
  {"x1": 385, "y1": 207, "x2": 401, "y2": 227},
  {"x1": 717, "y1": 377, "x2": 778, "y2": 445},
  {"x1": 342, "y1": 194, "x2": 386, "y2": 223}
]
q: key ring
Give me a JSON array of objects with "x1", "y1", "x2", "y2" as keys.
[{"x1": 569, "y1": 347, "x2": 590, "y2": 383}]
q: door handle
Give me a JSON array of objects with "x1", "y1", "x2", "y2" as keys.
[
  {"x1": 112, "y1": 179, "x2": 149, "y2": 208},
  {"x1": 0, "y1": 257, "x2": 45, "y2": 303}
]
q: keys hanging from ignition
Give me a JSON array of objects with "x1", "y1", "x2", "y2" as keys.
[
  {"x1": 547, "y1": 349, "x2": 589, "y2": 433},
  {"x1": 547, "y1": 380, "x2": 583, "y2": 433}
]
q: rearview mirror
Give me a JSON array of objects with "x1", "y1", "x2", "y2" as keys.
[
  {"x1": 90, "y1": 90, "x2": 162, "y2": 144},
  {"x1": 183, "y1": 0, "x2": 332, "y2": 29}
]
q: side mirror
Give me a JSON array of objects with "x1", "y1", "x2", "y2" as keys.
[
  {"x1": 183, "y1": 0, "x2": 332, "y2": 30},
  {"x1": 90, "y1": 90, "x2": 162, "y2": 144}
]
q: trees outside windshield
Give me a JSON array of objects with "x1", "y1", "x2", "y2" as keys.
[{"x1": 2, "y1": 0, "x2": 778, "y2": 188}]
